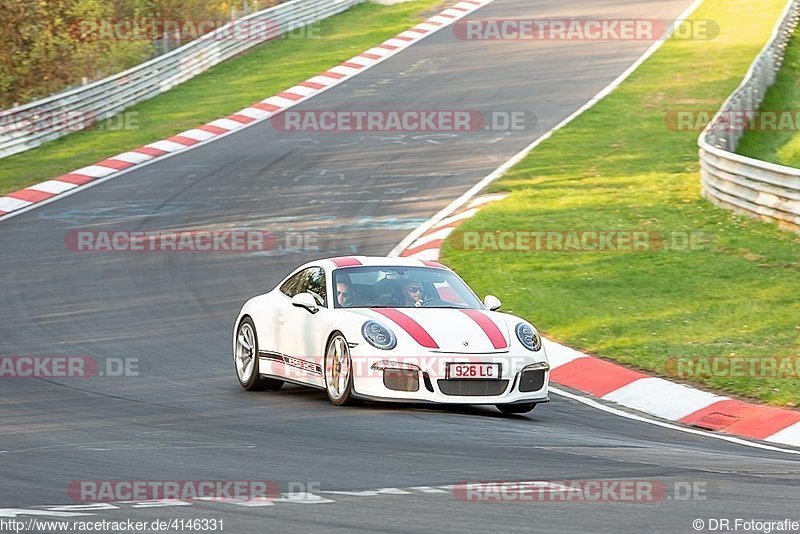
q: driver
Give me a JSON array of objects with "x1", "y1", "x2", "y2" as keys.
[
  {"x1": 336, "y1": 278, "x2": 355, "y2": 307},
  {"x1": 400, "y1": 279, "x2": 424, "y2": 307}
]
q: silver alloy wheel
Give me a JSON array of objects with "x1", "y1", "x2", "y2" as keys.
[
  {"x1": 235, "y1": 322, "x2": 256, "y2": 384},
  {"x1": 325, "y1": 335, "x2": 351, "y2": 401}
]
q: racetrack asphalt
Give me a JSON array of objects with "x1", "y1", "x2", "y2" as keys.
[{"x1": 1, "y1": 0, "x2": 798, "y2": 532}]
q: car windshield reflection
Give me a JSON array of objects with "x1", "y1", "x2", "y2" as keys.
[{"x1": 332, "y1": 266, "x2": 483, "y2": 310}]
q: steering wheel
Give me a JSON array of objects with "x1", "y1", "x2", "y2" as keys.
[{"x1": 421, "y1": 296, "x2": 449, "y2": 307}]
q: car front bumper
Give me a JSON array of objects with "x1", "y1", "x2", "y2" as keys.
[{"x1": 348, "y1": 346, "x2": 550, "y2": 405}]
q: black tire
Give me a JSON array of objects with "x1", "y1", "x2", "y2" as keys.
[
  {"x1": 324, "y1": 332, "x2": 357, "y2": 406},
  {"x1": 496, "y1": 403, "x2": 537, "y2": 414},
  {"x1": 234, "y1": 317, "x2": 283, "y2": 391}
]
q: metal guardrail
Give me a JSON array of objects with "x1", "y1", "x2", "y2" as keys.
[
  {"x1": 0, "y1": 0, "x2": 363, "y2": 159},
  {"x1": 698, "y1": 0, "x2": 800, "y2": 233}
]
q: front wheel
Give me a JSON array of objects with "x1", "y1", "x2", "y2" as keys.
[
  {"x1": 324, "y1": 333, "x2": 357, "y2": 406},
  {"x1": 234, "y1": 317, "x2": 283, "y2": 391},
  {"x1": 496, "y1": 403, "x2": 537, "y2": 414}
]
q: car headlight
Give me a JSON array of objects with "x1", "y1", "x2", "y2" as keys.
[
  {"x1": 515, "y1": 322, "x2": 542, "y2": 352},
  {"x1": 362, "y1": 321, "x2": 397, "y2": 350}
]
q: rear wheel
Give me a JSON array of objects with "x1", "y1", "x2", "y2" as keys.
[
  {"x1": 324, "y1": 333, "x2": 357, "y2": 406},
  {"x1": 496, "y1": 403, "x2": 537, "y2": 414},
  {"x1": 234, "y1": 317, "x2": 283, "y2": 391}
]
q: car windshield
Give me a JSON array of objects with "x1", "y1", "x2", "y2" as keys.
[{"x1": 332, "y1": 266, "x2": 484, "y2": 309}]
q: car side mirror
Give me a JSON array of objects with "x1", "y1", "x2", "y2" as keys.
[
  {"x1": 484, "y1": 295, "x2": 501, "y2": 311},
  {"x1": 292, "y1": 292, "x2": 319, "y2": 314}
]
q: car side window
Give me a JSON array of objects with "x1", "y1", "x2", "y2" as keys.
[
  {"x1": 305, "y1": 268, "x2": 327, "y2": 307},
  {"x1": 279, "y1": 267, "x2": 327, "y2": 307},
  {"x1": 279, "y1": 269, "x2": 307, "y2": 297}
]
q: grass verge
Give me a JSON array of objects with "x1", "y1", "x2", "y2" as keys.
[
  {"x1": 737, "y1": 22, "x2": 800, "y2": 167},
  {"x1": 0, "y1": 0, "x2": 443, "y2": 196},
  {"x1": 442, "y1": 0, "x2": 800, "y2": 406}
]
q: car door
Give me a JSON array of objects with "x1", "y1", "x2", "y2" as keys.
[{"x1": 276, "y1": 266, "x2": 329, "y2": 382}]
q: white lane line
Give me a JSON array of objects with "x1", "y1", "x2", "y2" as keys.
[
  {"x1": 388, "y1": 0, "x2": 708, "y2": 257},
  {"x1": 550, "y1": 387, "x2": 800, "y2": 456}
]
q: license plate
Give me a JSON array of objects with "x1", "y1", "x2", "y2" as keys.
[{"x1": 446, "y1": 363, "x2": 500, "y2": 380}]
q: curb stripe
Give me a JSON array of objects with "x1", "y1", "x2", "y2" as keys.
[
  {"x1": 252, "y1": 102, "x2": 282, "y2": 113},
  {"x1": 550, "y1": 357, "x2": 648, "y2": 397},
  {"x1": 56, "y1": 173, "x2": 94, "y2": 185},
  {"x1": 767, "y1": 422, "x2": 800, "y2": 445},
  {"x1": 7, "y1": 189, "x2": 54, "y2": 203},
  {"x1": 227, "y1": 113, "x2": 256, "y2": 124},
  {"x1": 28, "y1": 180, "x2": 78, "y2": 194},
  {"x1": 0, "y1": 0, "x2": 494, "y2": 222},
  {"x1": 298, "y1": 81, "x2": 326, "y2": 90},
  {"x1": 96, "y1": 158, "x2": 134, "y2": 170},
  {"x1": 0, "y1": 197, "x2": 32, "y2": 211},
  {"x1": 134, "y1": 146, "x2": 168, "y2": 157},
  {"x1": 679, "y1": 400, "x2": 800, "y2": 439},
  {"x1": 401, "y1": 239, "x2": 444, "y2": 257}
]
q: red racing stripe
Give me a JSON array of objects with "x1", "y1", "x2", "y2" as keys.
[
  {"x1": 330, "y1": 257, "x2": 362, "y2": 267},
  {"x1": 459, "y1": 309, "x2": 507, "y2": 349},
  {"x1": 370, "y1": 308, "x2": 439, "y2": 349}
]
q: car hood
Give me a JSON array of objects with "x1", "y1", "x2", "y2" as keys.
[{"x1": 353, "y1": 307, "x2": 512, "y2": 354}]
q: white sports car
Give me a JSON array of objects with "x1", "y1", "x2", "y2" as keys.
[{"x1": 233, "y1": 256, "x2": 550, "y2": 413}]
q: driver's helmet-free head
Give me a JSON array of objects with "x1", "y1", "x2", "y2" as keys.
[{"x1": 335, "y1": 275, "x2": 355, "y2": 307}]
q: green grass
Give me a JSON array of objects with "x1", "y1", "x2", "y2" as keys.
[
  {"x1": 0, "y1": 0, "x2": 443, "y2": 195},
  {"x1": 738, "y1": 22, "x2": 800, "y2": 166},
  {"x1": 442, "y1": 0, "x2": 800, "y2": 406}
]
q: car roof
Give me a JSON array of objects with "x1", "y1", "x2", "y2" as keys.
[{"x1": 314, "y1": 256, "x2": 450, "y2": 271}]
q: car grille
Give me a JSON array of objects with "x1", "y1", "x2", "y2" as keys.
[
  {"x1": 518, "y1": 369, "x2": 546, "y2": 392},
  {"x1": 437, "y1": 379, "x2": 509, "y2": 396},
  {"x1": 383, "y1": 369, "x2": 419, "y2": 392}
]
